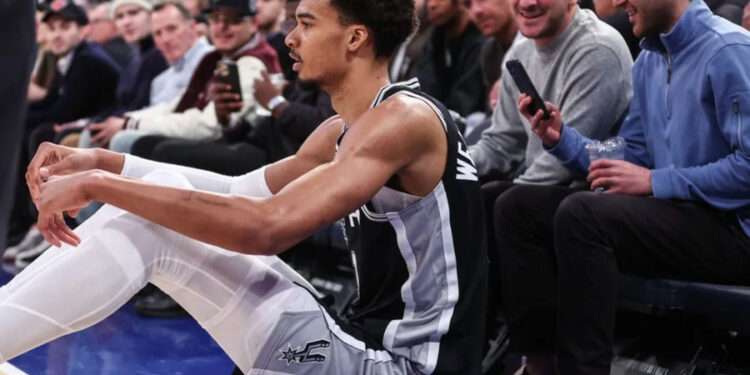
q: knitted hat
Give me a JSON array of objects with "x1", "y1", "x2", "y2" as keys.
[{"x1": 110, "y1": 0, "x2": 154, "y2": 17}]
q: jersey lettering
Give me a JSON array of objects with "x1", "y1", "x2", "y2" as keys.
[{"x1": 456, "y1": 141, "x2": 478, "y2": 181}]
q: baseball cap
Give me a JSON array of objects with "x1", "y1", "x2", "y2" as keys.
[
  {"x1": 42, "y1": 0, "x2": 89, "y2": 25},
  {"x1": 205, "y1": 0, "x2": 256, "y2": 16}
]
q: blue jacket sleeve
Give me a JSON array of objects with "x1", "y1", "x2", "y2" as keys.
[{"x1": 650, "y1": 45, "x2": 750, "y2": 211}]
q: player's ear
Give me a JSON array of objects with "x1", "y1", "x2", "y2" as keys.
[{"x1": 345, "y1": 24, "x2": 370, "y2": 54}]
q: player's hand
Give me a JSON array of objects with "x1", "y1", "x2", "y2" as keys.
[
  {"x1": 26, "y1": 142, "x2": 98, "y2": 207},
  {"x1": 89, "y1": 116, "x2": 126, "y2": 147},
  {"x1": 517, "y1": 94, "x2": 563, "y2": 147},
  {"x1": 35, "y1": 171, "x2": 102, "y2": 247},
  {"x1": 214, "y1": 82, "x2": 243, "y2": 125},
  {"x1": 588, "y1": 159, "x2": 652, "y2": 196}
]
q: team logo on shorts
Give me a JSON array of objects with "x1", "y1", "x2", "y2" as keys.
[{"x1": 278, "y1": 339, "x2": 331, "y2": 365}]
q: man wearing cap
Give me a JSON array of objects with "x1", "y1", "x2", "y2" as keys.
[
  {"x1": 25, "y1": 0, "x2": 121, "y2": 130},
  {"x1": 80, "y1": 0, "x2": 281, "y2": 154}
]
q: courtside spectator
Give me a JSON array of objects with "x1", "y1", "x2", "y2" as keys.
[
  {"x1": 255, "y1": 0, "x2": 296, "y2": 83},
  {"x1": 469, "y1": 0, "x2": 632, "y2": 185},
  {"x1": 87, "y1": 2, "x2": 132, "y2": 69},
  {"x1": 390, "y1": 0, "x2": 432, "y2": 83},
  {"x1": 28, "y1": 5, "x2": 57, "y2": 103},
  {"x1": 415, "y1": 0, "x2": 487, "y2": 117},
  {"x1": 148, "y1": 2, "x2": 214, "y2": 107},
  {"x1": 464, "y1": 0, "x2": 519, "y2": 143},
  {"x1": 82, "y1": 0, "x2": 280, "y2": 153},
  {"x1": 502, "y1": 0, "x2": 750, "y2": 373},
  {"x1": 468, "y1": 0, "x2": 632, "y2": 353},
  {"x1": 744, "y1": 1, "x2": 750, "y2": 29}
]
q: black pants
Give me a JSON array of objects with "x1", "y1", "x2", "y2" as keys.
[
  {"x1": 131, "y1": 135, "x2": 268, "y2": 177},
  {"x1": 494, "y1": 185, "x2": 750, "y2": 374}
]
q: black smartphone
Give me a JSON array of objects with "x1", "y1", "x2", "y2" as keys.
[
  {"x1": 505, "y1": 59, "x2": 550, "y2": 120},
  {"x1": 215, "y1": 59, "x2": 243, "y2": 101}
]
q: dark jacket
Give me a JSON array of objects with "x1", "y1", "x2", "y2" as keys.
[
  {"x1": 100, "y1": 36, "x2": 132, "y2": 69},
  {"x1": 26, "y1": 41, "x2": 121, "y2": 129},
  {"x1": 109, "y1": 35, "x2": 168, "y2": 117},
  {"x1": 248, "y1": 81, "x2": 335, "y2": 162},
  {"x1": 415, "y1": 21, "x2": 487, "y2": 117}
]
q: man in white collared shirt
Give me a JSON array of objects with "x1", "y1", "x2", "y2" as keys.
[{"x1": 149, "y1": 1, "x2": 215, "y2": 105}]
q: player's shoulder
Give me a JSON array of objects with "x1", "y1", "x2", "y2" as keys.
[{"x1": 363, "y1": 92, "x2": 444, "y2": 137}]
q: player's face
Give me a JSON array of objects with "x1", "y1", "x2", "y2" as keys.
[
  {"x1": 509, "y1": 0, "x2": 576, "y2": 46},
  {"x1": 285, "y1": 0, "x2": 350, "y2": 87}
]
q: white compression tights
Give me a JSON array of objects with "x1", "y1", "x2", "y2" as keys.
[{"x1": 0, "y1": 169, "x2": 321, "y2": 373}]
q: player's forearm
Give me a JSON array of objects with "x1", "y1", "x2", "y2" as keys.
[
  {"x1": 86, "y1": 171, "x2": 281, "y2": 255},
  {"x1": 93, "y1": 148, "x2": 126, "y2": 175}
]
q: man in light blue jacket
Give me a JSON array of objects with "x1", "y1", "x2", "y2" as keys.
[{"x1": 497, "y1": 0, "x2": 750, "y2": 374}]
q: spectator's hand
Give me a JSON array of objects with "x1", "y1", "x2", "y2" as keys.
[
  {"x1": 489, "y1": 79, "x2": 501, "y2": 111},
  {"x1": 26, "y1": 142, "x2": 98, "y2": 207},
  {"x1": 254, "y1": 70, "x2": 287, "y2": 110},
  {"x1": 214, "y1": 82, "x2": 243, "y2": 125},
  {"x1": 588, "y1": 159, "x2": 652, "y2": 196},
  {"x1": 517, "y1": 94, "x2": 563, "y2": 147},
  {"x1": 28, "y1": 81, "x2": 47, "y2": 102},
  {"x1": 89, "y1": 117, "x2": 126, "y2": 147},
  {"x1": 36, "y1": 171, "x2": 101, "y2": 247}
]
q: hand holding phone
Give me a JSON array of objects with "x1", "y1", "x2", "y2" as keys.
[
  {"x1": 214, "y1": 60, "x2": 244, "y2": 125},
  {"x1": 505, "y1": 59, "x2": 550, "y2": 120},
  {"x1": 215, "y1": 60, "x2": 243, "y2": 101}
]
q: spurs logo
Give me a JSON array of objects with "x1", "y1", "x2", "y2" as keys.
[{"x1": 278, "y1": 339, "x2": 331, "y2": 365}]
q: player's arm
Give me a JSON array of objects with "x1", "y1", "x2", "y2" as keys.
[{"x1": 36, "y1": 99, "x2": 442, "y2": 254}]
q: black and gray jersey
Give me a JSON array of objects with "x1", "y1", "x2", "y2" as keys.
[{"x1": 338, "y1": 79, "x2": 488, "y2": 375}]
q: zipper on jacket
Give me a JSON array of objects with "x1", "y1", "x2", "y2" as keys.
[
  {"x1": 664, "y1": 53, "x2": 672, "y2": 118},
  {"x1": 736, "y1": 100, "x2": 745, "y2": 152}
]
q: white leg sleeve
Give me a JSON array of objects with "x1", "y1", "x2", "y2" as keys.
[{"x1": 0, "y1": 170, "x2": 319, "y2": 371}]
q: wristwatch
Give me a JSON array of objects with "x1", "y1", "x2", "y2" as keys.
[{"x1": 267, "y1": 95, "x2": 287, "y2": 112}]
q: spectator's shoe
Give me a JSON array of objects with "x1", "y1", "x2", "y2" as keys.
[
  {"x1": 3, "y1": 228, "x2": 44, "y2": 262},
  {"x1": 14, "y1": 238, "x2": 52, "y2": 269},
  {"x1": 134, "y1": 288, "x2": 189, "y2": 318}
]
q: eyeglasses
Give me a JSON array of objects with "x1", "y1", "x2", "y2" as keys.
[{"x1": 207, "y1": 13, "x2": 249, "y2": 25}]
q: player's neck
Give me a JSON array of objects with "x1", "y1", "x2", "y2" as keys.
[{"x1": 329, "y1": 63, "x2": 390, "y2": 127}]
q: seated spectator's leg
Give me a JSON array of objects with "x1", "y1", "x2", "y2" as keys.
[
  {"x1": 494, "y1": 184, "x2": 580, "y2": 371},
  {"x1": 77, "y1": 128, "x2": 94, "y2": 148},
  {"x1": 150, "y1": 138, "x2": 268, "y2": 176},
  {"x1": 108, "y1": 130, "x2": 146, "y2": 153},
  {"x1": 553, "y1": 192, "x2": 750, "y2": 375},
  {"x1": 0, "y1": 170, "x2": 328, "y2": 373},
  {"x1": 480, "y1": 180, "x2": 517, "y2": 340},
  {"x1": 129, "y1": 135, "x2": 170, "y2": 158}
]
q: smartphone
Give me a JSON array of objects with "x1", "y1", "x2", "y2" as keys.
[
  {"x1": 215, "y1": 59, "x2": 243, "y2": 101},
  {"x1": 505, "y1": 59, "x2": 550, "y2": 120}
]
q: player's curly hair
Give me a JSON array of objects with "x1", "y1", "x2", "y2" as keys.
[{"x1": 329, "y1": 0, "x2": 417, "y2": 60}]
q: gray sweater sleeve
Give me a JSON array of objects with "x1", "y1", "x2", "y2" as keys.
[{"x1": 468, "y1": 70, "x2": 528, "y2": 181}]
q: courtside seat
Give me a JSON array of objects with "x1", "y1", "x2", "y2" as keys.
[{"x1": 618, "y1": 274, "x2": 750, "y2": 333}]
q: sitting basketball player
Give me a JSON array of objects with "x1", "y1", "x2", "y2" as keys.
[{"x1": 0, "y1": 0, "x2": 487, "y2": 374}]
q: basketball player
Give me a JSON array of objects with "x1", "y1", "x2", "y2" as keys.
[{"x1": 0, "y1": 0, "x2": 487, "y2": 374}]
